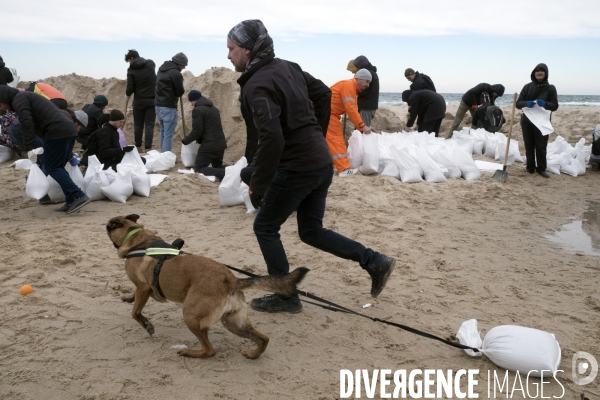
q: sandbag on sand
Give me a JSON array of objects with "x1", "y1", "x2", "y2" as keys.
[
  {"x1": 389, "y1": 145, "x2": 423, "y2": 183},
  {"x1": 360, "y1": 133, "x2": 380, "y2": 175},
  {"x1": 219, "y1": 157, "x2": 247, "y2": 207},
  {"x1": 347, "y1": 130, "x2": 364, "y2": 169}
]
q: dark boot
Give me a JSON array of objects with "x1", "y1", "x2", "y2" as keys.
[
  {"x1": 250, "y1": 292, "x2": 303, "y2": 313},
  {"x1": 366, "y1": 256, "x2": 396, "y2": 298}
]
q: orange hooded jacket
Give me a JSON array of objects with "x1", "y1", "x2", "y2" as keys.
[{"x1": 330, "y1": 78, "x2": 365, "y2": 130}]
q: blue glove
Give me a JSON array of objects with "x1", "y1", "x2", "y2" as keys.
[
  {"x1": 536, "y1": 99, "x2": 546, "y2": 108},
  {"x1": 69, "y1": 155, "x2": 80, "y2": 166},
  {"x1": 526, "y1": 100, "x2": 535, "y2": 108}
]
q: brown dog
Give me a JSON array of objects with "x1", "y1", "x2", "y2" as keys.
[{"x1": 106, "y1": 214, "x2": 308, "y2": 359}]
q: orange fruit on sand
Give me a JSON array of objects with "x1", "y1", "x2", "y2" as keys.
[{"x1": 20, "y1": 285, "x2": 34, "y2": 296}]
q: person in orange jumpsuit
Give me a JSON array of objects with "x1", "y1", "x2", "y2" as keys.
[{"x1": 327, "y1": 69, "x2": 372, "y2": 177}]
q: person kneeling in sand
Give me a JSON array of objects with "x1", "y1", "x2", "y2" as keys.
[
  {"x1": 449, "y1": 83, "x2": 505, "y2": 137},
  {"x1": 182, "y1": 90, "x2": 227, "y2": 180},
  {"x1": 96, "y1": 110, "x2": 137, "y2": 171}
]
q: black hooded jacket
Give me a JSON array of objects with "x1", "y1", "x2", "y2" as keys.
[
  {"x1": 404, "y1": 90, "x2": 446, "y2": 127},
  {"x1": 182, "y1": 97, "x2": 227, "y2": 152},
  {"x1": 126, "y1": 57, "x2": 157, "y2": 100},
  {"x1": 462, "y1": 83, "x2": 505, "y2": 107},
  {"x1": 353, "y1": 56, "x2": 379, "y2": 110},
  {"x1": 155, "y1": 61, "x2": 185, "y2": 108},
  {"x1": 410, "y1": 72, "x2": 436, "y2": 92},
  {"x1": 0, "y1": 86, "x2": 77, "y2": 150},
  {"x1": 0, "y1": 61, "x2": 14, "y2": 86},
  {"x1": 516, "y1": 63, "x2": 559, "y2": 113},
  {"x1": 96, "y1": 123, "x2": 124, "y2": 167},
  {"x1": 77, "y1": 103, "x2": 106, "y2": 145},
  {"x1": 238, "y1": 57, "x2": 332, "y2": 196}
]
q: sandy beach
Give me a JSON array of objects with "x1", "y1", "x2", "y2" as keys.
[{"x1": 0, "y1": 69, "x2": 599, "y2": 399}]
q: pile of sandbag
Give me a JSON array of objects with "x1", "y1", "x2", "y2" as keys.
[
  {"x1": 546, "y1": 136, "x2": 590, "y2": 176},
  {"x1": 347, "y1": 130, "x2": 481, "y2": 183}
]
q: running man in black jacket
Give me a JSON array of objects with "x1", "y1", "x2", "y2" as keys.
[
  {"x1": 125, "y1": 50, "x2": 157, "y2": 150},
  {"x1": 227, "y1": 19, "x2": 395, "y2": 313},
  {"x1": 516, "y1": 63, "x2": 559, "y2": 178}
]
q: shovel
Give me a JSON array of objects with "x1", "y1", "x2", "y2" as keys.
[
  {"x1": 179, "y1": 96, "x2": 188, "y2": 139},
  {"x1": 492, "y1": 92, "x2": 518, "y2": 182}
]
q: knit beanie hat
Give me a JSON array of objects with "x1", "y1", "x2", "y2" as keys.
[
  {"x1": 109, "y1": 109, "x2": 125, "y2": 121},
  {"x1": 355, "y1": 69, "x2": 372, "y2": 81},
  {"x1": 188, "y1": 90, "x2": 202, "y2": 102},
  {"x1": 93, "y1": 94, "x2": 108, "y2": 107},
  {"x1": 74, "y1": 110, "x2": 88, "y2": 127},
  {"x1": 172, "y1": 52, "x2": 188, "y2": 66},
  {"x1": 404, "y1": 68, "x2": 415, "y2": 77}
]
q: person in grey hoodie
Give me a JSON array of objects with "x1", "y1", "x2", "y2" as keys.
[
  {"x1": 155, "y1": 52, "x2": 187, "y2": 152},
  {"x1": 181, "y1": 90, "x2": 227, "y2": 180},
  {"x1": 346, "y1": 55, "x2": 379, "y2": 127},
  {"x1": 449, "y1": 83, "x2": 505, "y2": 136}
]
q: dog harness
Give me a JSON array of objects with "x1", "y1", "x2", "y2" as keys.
[{"x1": 125, "y1": 239, "x2": 183, "y2": 299}]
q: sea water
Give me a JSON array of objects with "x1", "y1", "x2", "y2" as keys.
[{"x1": 379, "y1": 93, "x2": 600, "y2": 107}]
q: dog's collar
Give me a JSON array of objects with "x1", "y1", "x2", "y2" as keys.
[{"x1": 121, "y1": 228, "x2": 143, "y2": 246}]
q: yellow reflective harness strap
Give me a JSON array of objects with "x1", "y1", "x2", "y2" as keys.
[
  {"x1": 121, "y1": 228, "x2": 143, "y2": 246},
  {"x1": 145, "y1": 248, "x2": 181, "y2": 257}
]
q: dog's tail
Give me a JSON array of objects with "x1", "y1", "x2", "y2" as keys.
[{"x1": 235, "y1": 267, "x2": 309, "y2": 295}]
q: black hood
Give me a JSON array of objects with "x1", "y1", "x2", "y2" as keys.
[
  {"x1": 130, "y1": 57, "x2": 148, "y2": 70},
  {"x1": 353, "y1": 55, "x2": 377, "y2": 73},
  {"x1": 0, "y1": 61, "x2": 5, "y2": 69},
  {"x1": 402, "y1": 90, "x2": 414, "y2": 103},
  {"x1": 158, "y1": 60, "x2": 180, "y2": 73},
  {"x1": 194, "y1": 97, "x2": 213, "y2": 107},
  {"x1": 0, "y1": 85, "x2": 18, "y2": 103},
  {"x1": 490, "y1": 84, "x2": 505, "y2": 96},
  {"x1": 530, "y1": 63, "x2": 549, "y2": 83}
]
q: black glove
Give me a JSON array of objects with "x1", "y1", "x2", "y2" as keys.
[
  {"x1": 249, "y1": 191, "x2": 265, "y2": 209},
  {"x1": 123, "y1": 145, "x2": 135, "y2": 153}
]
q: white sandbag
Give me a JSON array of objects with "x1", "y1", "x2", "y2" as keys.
[
  {"x1": 454, "y1": 136, "x2": 475, "y2": 155},
  {"x1": 101, "y1": 170, "x2": 134, "y2": 203},
  {"x1": 146, "y1": 151, "x2": 176, "y2": 172},
  {"x1": 148, "y1": 174, "x2": 168, "y2": 187},
  {"x1": 451, "y1": 147, "x2": 481, "y2": 181},
  {"x1": 85, "y1": 166, "x2": 110, "y2": 201},
  {"x1": 104, "y1": 168, "x2": 117, "y2": 184},
  {"x1": 378, "y1": 139, "x2": 400, "y2": 178},
  {"x1": 574, "y1": 148, "x2": 587, "y2": 176},
  {"x1": 47, "y1": 176, "x2": 66, "y2": 202},
  {"x1": 546, "y1": 163, "x2": 561, "y2": 175},
  {"x1": 360, "y1": 133, "x2": 380, "y2": 175},
  {"x1": 181, "y1": 141, "x2": 197, "y2": 168},
  {"x1": 0, "y1": 145, "x2": 14, "y2": 162},
  {"x1": 496, "y1": 139, "x2": 516, "y2": 165},
  {"x1": 484, "y1": 133, "x2": 499, "y2": 158},
  {"x1": 131, "y1": 170, "x2": 151, "y2": 197},
  {"x1": 241, "y1": 182, "x2": 257, "y2": 214},
  {"x1": 432, "y1": 148, "x2": 462, "y2": 179},
  {"x1": 457, "y1": 320, "x2": 561, "y2": 377},
  {"x1": 389, "y1": 145, "x2": 423, "y2": 183},
  {"x1": 66, "y1": 164, "x2": 86, "y2": 191},
  {"x1": 10, "y1": 159, "x2": 32, "y2": 170},
  {"x1": 474, "y1": 160, "x2": 503, "y2": 172},
  {"x1": 121, "y1": 147, "x2": 148, "y2": 172},
  {"x1": 412, "y1": 146, "x2": 447, "y2": 183},
  {"x1": 523, "y1": 104, "x2": 554, "y2": 136},
  {"x1": 470, "y1": 129, "x2": 487, "y2": 156},
  {"x1": 347, "y1": 130, "x2": 364, "y2": 169},
  {"x1": 219, "y1": 157, "x2": 247, "y2": 206},
  {"x1": 25, "y1": 164, "x2": 50, "y2": 200}
]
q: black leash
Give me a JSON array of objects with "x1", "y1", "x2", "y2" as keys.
[{"x1": 224, "y1": 264, "x2": 480, "y2": 353}]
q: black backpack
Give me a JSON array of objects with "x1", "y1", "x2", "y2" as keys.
[
  {"x1": 421, "y1": 74, "x2": 436, "y2": 92},
  {"x1": 80, "y1": 129, "x2": 100, "y2": 167},
  {"x1": 482, "y1": 105, "x2": 506, "y2": 133}
]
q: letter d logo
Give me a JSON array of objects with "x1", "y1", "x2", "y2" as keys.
[{"x1": 572, "y1": 351, "x2": 598, "y2": 386}]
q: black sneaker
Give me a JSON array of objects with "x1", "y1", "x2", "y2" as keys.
[
  {"x1": 55, "y1": 203, "x2": 72, "y2": 212},
  {"x1": 367, "y1": 256, "x2": 396, "y2": 298},
  {"x1": 39, "y1": 194, "x2": 64, "y2": 205},
  {"x1": 538, "y1": 171, "x2": 550, "y2": 179},
  {"x1": 66, "y1": 194, "x2": 91, "y2": 214},
  {"x1": 250, "y1": 293, "x2": 303, "y2": 313},
  {"x1": 525, "y1": 168, "x2": 535, "y2": 174}
]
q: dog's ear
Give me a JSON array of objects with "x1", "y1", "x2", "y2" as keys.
[
  {"x1": 125, "y1": 214, "x2": 140, "y2": 223},
  {"x1": 106, "y1": 220, "x2": 124, "y2": 231}
]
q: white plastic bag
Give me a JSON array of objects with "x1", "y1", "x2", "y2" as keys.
[
  {"x1": 10, "y1": 159, "x2": 32, "y2": 170},
  {"x1": 451, "y1": 147, "x2": 481, "y2": 181},
  {"x1": 47, "y1": 176, "x2": 66, "y2": 202},
  {"x1": 484, "y1": 133, "x2": 499, "y2": 159},
  {"x1": 145, "y1": 150, "x2": 176, "y2": 172},
  {"x1": 412, "y1": 146, "x2": 447, "y2": 183},
  {"x1": 121, "y1": 147, "x2": 148, "y2": 173},
  {"x1": 432, "y1": 148, "x2": 462, "y2": 179},
  {"x1": 457, "y1": 319, "x2": 561, "y2": 377},
  {"x1": 219, "y1": 157, "x2": 247, "y2": 207},
  {"x1": 181, "y1": 141, "x2": 198, "y2": 168},
  {"x1": 101, "y1": 170, "x2": 134, "y2": 203},
  {"x1": 0, "y1": 145, "x2": 14, "y2": 162},
  {"x1": 86, "y1": 166, "x2": 110, "y2": 201},
  {"x1": 26, "y1": 164, "x2": 50, "y2": 200},
  {"x1": 347, "y1": 130, "x2": 364, "y2": 169},
  {"x1": 241, "y1": 182, "x2": 257, "y2": 214},
  {"x1": 148, "y1": 174, "x2": 168, "y2": 187},
  {"x1": 389, "y1": 145, "x2": 423, "y2": 183},
  {"x1": 360, "y1": 133, "x2": 380, "y2": 175},
  {"x1": 131, "y1": 170, "x2": 151, "y2": 197},
  {"x1": 66, "y1": 163, "x2": 86, "y2": 191}
]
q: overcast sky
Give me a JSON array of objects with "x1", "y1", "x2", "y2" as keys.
[{"x1": 3, "y1": 0, "x2": 600, "y2": 94}]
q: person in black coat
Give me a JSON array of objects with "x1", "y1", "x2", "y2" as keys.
[
  {"x1": 125, "y1": 49, "x2": 157, "y2": 149},
  {"x1": 0, "y1": 86, "x2": 90, "y2": 213},
  {"x1": 449, "y1": 83, "x2": 505, "y2": 135},
  {"x1": 155, "y1": 53, "x2": 187, "y2": 153},
  {"x1": 227, "y1": 19, "x2": 396, "y2": 313},
  {"x1": 402, "y1": 89, "x2": 446, "y2": 136},
  {"x1": 347, "y1": 55, "x2": 379, "y2": 127},
  {"x1": 516, "y1": 63, "x2": 559, "y2": 178},
  {"x1": 181, "y1": 90, "x2": 227, "y2": 180},
  {"x1": 405, "y1": 68, "x2": 436, "y2": 92},
  {"x1": 78, "y1": 95, "x2": 108, "y2": 149},
  {"x1": 96, "y1": 109, "x2": 135, "y2": 171},
  {"x1": 0, "y1": 56, "x2": 14, "y2": 86}
]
